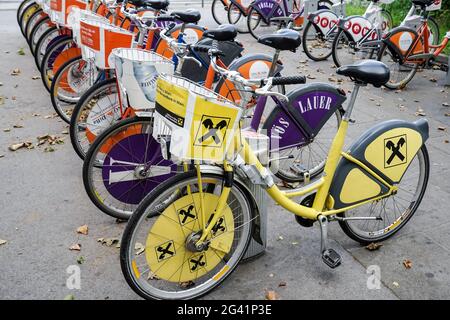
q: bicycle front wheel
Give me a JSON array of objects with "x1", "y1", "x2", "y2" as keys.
[
  {"x1": 339, "y1": 145, "x2": 430, "y2": 244},
  {"x1": 70, "y1": 77, "x2": 119, "y2": 160},
  {"x1": 82, "y1": 117, "x2": 177, "y2": 219},
  {"x1": 377, "y1": 42, "x2": 418, "y2": 90},
  {"x1": 50, "y1": 56, "x2": 98, "y2": 123},
  {"x1": 211, "y1": 0, "x2": 229, "y2": 25},
  {"x1": 120, "y1": 171, "x2": 253, "y2": 300},
  {"x1": 302, "y1": 20, "x2": 334, "y2": 61}
]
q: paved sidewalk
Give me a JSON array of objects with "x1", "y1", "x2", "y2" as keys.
[{"x1": 0, "y1": 5, "x2": 449, "y2": 300}]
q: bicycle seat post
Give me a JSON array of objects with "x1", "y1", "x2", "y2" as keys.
[
  {"x1": 269, "y1": 49, "x2": 281, "y2": 77},
  {"x1": 342, "y1": 83, "x2": 363, "y2": 122}
]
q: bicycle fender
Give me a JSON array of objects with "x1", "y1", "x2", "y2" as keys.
[
  {"x1": 250, "y1": 0, "x2": 284, "y2": 24},
  {"x1": 264, "y1": 82, "x2": 346, "y2": 151},
  {"x1": 307, "y1": 9, "x2": 338, "y2": 35},
  {"x1": 382, "y1": 26, "x2": 421, "y2": 62},
  {"x1": 329, "y1": 119, "x2": 429, "y2": 209},
  {"x1": 337, "y1": 15, "x2": 377, "y2": 42}
]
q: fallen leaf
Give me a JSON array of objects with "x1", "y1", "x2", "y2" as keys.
[
  {"x1": 365, "y1": 242, "x2": 383, "y2": 251},
  {"x1": 69, "y1": 244, "x2": 81, "y2": 251},
  {"x1": 0, "y1": 239, "x2": 7, "y2": 246},
  {"x1": 277, "y1": 235, "x2": 284, "y2": 241},
  {"x1": 98, "y1": 237, "x2": 120, "y2": 247},
  {"x1": 403, "y1": 259, "x2": 412, "y2": 269},
  {"x1": 17, "y1": 48, "x2": 25, "y2": 55},
  {"x1": 392, "y1": 281, "x2": 399, "y2": 287},
  {"x1": 9, "y1": 142, "x2": 32, "y2": 151},
  {"x1": 13, "y1": 124, "x2": 23, "y2": 128},
  {"x1": 443, "y1": 102, "x2": 449, "y2": 107},
  {"x1": 291, "y1": 241, "x2": 299, "y2": 245},
  {"x1": 31, "y1": 75, "x2": 41, "y2": 80},
  {"x1": 415, "y1": 108, "x2": 426, "y2": 116},
  {"x1": 0, "y1": 82, "x2": 3, "y2": 86},
  {"x1": 0, "y1": 96, "x2": 4, "y2": 105},
  {"x1": 61, "y1": 130, "x2": 68, "y2": 135},
  {"x1": 306, "y1": 74, "x2": 316, "y2": 80},
  {"x1": 445, "y1": 113, "x2": 450, "y2": 117},
  {"x1": 429, "y1": 78, "x2": 437, "y2": 82},
  {"x1": 64, "y1": 294, "x2": 75, "y2": 300},
  {"x1": 444, "y1": 140, "x2": 449, "y2": 143},
  {"x1": 438, "y1": 126, "x2": 447, "y2": 131},
  {"x1": 269, "y1": 273, "x2": 274, "y2": 278},
  {"x1": 278, "y1": 281, "x2": 287, "y2": 287},
  {"x1": 76, "y1": 256, "x2": 85, "y2": 264},
  {"x1": 76, "y1": 225, "x2": 88, "y2": 235},
  {"x1": 0, "y1": 155, "x2": 4, "y2": 159},
  {"x1": 32, "y1": 113, "x2": 40, "y2": 117},
  {"x1": 265, "y1": 290, "x2": 279, "y2": 300},
  {"x1": 44, "y1": 146, "x2": 55, "y2": 152},
  {"x1": 10, "y1": 68, "x2": 20, "y2": 76},
  {"x1": 3, "y1": 128, "x2": 11, "y2": 132},
  {"x1": 11, "y1": 96, "x2": 16, "y2": 101}
]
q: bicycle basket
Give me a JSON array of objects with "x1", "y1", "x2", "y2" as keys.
[
  {"x1": 110, "y1": 48, "x2": 174, "y2": 110},
  {"x1": 79, "y1": 17, "x2": 134, "y2": 69},
  {"x1": 49, "y1": 0, "x2": 87, "y2": 26},
  {"x1": 153, "y1": 74, "x2": 242, "y2": 163}
]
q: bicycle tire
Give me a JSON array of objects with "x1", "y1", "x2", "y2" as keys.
[
  {"x1": 339, "y1": 145, "x2": 429, "y2": 244},
  {"x1": 40, "y1": 36, "x2": 74, "y2": 92},
  {"x1": 120, "y1": 171, "x2": 253, "y2": 300},
  {"x1": 70, "y1": 77, "x2": 118, "y2": 160},
  {"x1": 33, "y1": 26, "x2": 59, "y2": 70}
]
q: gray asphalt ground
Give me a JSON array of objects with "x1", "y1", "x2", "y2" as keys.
[{"x1": 0, "y1": 1, "x2": 449, "y2": 300}]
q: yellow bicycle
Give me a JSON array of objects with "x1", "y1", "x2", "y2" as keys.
[{"x1": 120, "y1": 59, "x2": 430, "y2": 300}]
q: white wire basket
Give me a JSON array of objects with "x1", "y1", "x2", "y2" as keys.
[
  {"x1": 78, "y1": 17, "x2": 134, "y2": 69},
  {"x1": 110, "y1": 48, "x2": 175, "y2": 110},
  {"x1": 153, "y1": 74, "x2": 242, "y2": 163}
]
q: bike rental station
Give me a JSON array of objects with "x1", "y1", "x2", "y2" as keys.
[{"x1": 3, "y1": 0, "x2": 450, "y2": 301}]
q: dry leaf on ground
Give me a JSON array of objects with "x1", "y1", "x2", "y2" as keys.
[
  {"x1": 69, "y1": 244, "x2": 81, "y2": 251},
  {"x1": 365, "y1": 242, "x2": 383, "y2": 251},
  {"x1": 0, "y1": 239, "x2": 7, "y2": 245},
  {"x1": 9, "y1": 141, "x2": 33, "y2": 151},
  {"x1": 265, "y1": 290, "x2": 279, "y2": 300},
  {"x1": 438, "y1": 126, "x2": 447, "y2": 131},
  {"x1": 76, "y1": 225, "x2": 88, "y2": 235},
  {"x1": 403, "y1": 259, "x2": 412, "y2": 269},
  {"x1": 17, "y1": 48, "x2": 25, "y2": 55},
  {"x1": 10, "y1": 68, "x2": 20, "y2": 76}
]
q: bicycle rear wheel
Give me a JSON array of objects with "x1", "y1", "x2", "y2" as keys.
[
  {"x1": 339, "y1": 145, "x2": 429, "y2": 244},
  {"x1": 34, "y1": 26, "x2": 59, "y2": 70},
  {"x1": 120, "y1": 171, "x2": 253, "y2": 300},
  {"x1": 377, "y1": 42, "x2": 418, "y2": 90}
]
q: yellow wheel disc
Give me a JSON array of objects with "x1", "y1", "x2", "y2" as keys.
[{"x1": 145, "y1": 193, "x2": 235, "y2": 283}]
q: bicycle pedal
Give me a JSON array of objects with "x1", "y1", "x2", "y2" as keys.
[{"x1": 322, "y1": 249, "x2": 342, "y2": 269}]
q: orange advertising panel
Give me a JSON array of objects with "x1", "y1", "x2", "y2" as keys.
[
  {"x1": 103, "y1": 29, "x2": 134, "y2": 68},
  {"x1": 80, "y1": 20, "x2": 100, "y2": 51},
  {"x1": 50, "y1": 0, "x2": 62, "y2": 11}
]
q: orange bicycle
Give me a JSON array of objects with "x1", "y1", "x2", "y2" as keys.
[{"x1": 378, "y1": 0, "x2": 449, "y2": 89}]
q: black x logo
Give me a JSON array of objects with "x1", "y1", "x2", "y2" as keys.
[
  {"x1": 198, "y1": 119, "x2": 228, "y2": 145},
  {"x1": 385, "y1": 137, "x2": 406, "y2": 166},
  {"x1": 190, "y1": 254, "x2": 206, "y2": 272},
  {"x1": 178, "y1": 205, "x2": 196, "y2": 224},
  {"x1": 207, "y1": 214, "x2": 226, "y2": 237},
  {"x1": 156, "y1": 241, "x2": 175, "y2": 261}
]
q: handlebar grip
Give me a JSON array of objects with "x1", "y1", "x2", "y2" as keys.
[{"x1": 271, "y1": 76, "x2": 306, "y2": 86}]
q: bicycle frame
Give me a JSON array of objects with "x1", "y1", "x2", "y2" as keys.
[
  {"x1": 195, "y1": 84, "x2": 402, "y2": 242},
  {"x1": 404, "y1": 20, "x2": 449, "y2": 63}
]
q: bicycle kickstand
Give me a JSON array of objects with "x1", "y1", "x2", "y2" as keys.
[{"x1": 318, "y1": 215, "x2": 342, "y2": 269}]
